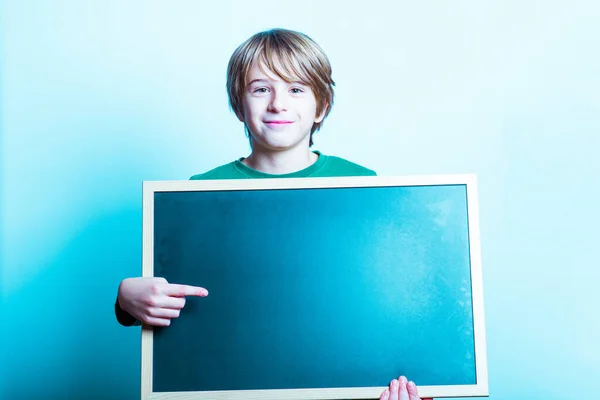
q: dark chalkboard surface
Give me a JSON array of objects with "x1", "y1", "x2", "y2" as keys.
[{"x1": 141, "y1": 175, "x2": 488, "y2": 400}]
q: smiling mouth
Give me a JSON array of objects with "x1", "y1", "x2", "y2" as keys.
[{"x1": 264, "y1": 120, "x2": 294, "y2": 124}]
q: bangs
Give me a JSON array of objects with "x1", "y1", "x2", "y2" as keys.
[{"x1": 244, "y1": 37, "x2": 319, "y2": 87}]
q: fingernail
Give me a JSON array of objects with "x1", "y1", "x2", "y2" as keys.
[
  {"x1": 408, "y1": 381, "x2": 416, "y2": 388},
  {"x1": 399, "y1": 376, "x2": 407, "y2": 385},
  {"x1": 391, "y1": 379, "x2": 399, "y2": 388}
]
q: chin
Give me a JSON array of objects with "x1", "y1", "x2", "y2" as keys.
[
  {"x1": 251, "y1": 132, "x2": 310, "y2": 151},
  {"x1": 259, "y1": 139, "x2": 304, "y2": 151}
]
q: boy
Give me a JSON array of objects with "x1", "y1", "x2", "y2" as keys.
[{"x1": 115, "y1": 28, "x2": 429, "y2": 400}]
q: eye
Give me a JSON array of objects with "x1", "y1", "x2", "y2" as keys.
[
  {"x1": 290, "y1": 87, "x2": 304, "y2": 94},
  {"x1": 253, "y1": 87, "x2": 269, "y2": 93}
]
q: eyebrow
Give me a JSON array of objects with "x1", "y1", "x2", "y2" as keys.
[
  {"x1": 247, "y1": 78, "x2": 309, "y2": 86},
  {"x1": 247, "y1": 79, "x2": 269, "y2": 86}
]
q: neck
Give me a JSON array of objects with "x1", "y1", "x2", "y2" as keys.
[{"x1": 243, "y1": 146, "x2": 318, "y2": 175}]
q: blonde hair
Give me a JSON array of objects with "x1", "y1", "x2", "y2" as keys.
[{"x1": 226, "y1": 28, "x2": 335, "y2": 146}]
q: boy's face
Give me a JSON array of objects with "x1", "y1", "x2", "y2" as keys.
[{"x1": 237, "y1": 62, "x2": 325, "y2": 153}]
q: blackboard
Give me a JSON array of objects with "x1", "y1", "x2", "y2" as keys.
[{"x1": 140, "y1": 175, "x2": 488, "y2": 400}]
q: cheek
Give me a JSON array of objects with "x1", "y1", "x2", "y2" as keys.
[
  {"x1": 243, "y1": 104, "x2": 261, "y2": 122},
  {"x1": 298, "y1": 102, "x2": 318, "y2": 119}
]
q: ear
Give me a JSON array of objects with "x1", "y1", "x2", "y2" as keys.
[{"x1": 315, "y1": 102, "x2": 329, "y2": 123}]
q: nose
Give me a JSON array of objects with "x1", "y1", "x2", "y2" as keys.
[{"x1": 267, "y1": 90, "x2": 287, "y2": 113}]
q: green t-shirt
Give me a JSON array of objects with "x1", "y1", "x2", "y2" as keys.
[{"x1": 189, "y1": 151, "x2": 376, "y2": 180}]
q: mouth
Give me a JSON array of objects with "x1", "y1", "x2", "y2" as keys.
[{"x1": 264, "y1": 120, "x2": 294, "y2": 125}]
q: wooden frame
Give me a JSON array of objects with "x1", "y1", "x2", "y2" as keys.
[{"x1": 141, "y1": 174, "x2": 488, "y2": 399}]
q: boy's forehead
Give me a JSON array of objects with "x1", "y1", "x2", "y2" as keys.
[{"x1": 246, "y1": 59, "x2": 303, "y2": 84}]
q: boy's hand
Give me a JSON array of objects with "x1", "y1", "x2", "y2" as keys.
[
  {"x1": 379, "y1": 376, "x2": 431, "y2": 400},
  {"x1": 117, "y1": 277, "x2": 208, "y2": 327}
]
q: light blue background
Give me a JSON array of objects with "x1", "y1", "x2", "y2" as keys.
[{"x1": 1, "y1": 1, "x2": 599, "y2": 399}]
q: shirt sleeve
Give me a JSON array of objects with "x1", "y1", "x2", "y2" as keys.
[{"x1": 114, "y1": 297, "x2": 141, "y2": 326}]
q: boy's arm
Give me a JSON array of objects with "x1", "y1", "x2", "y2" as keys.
[{"x1": 114, "y1": 277, "x2": 209, "y2": 327}]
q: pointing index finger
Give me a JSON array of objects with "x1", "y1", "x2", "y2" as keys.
[{"x1": 165, "y1": 284, "x2": 208, "y2": 297}]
